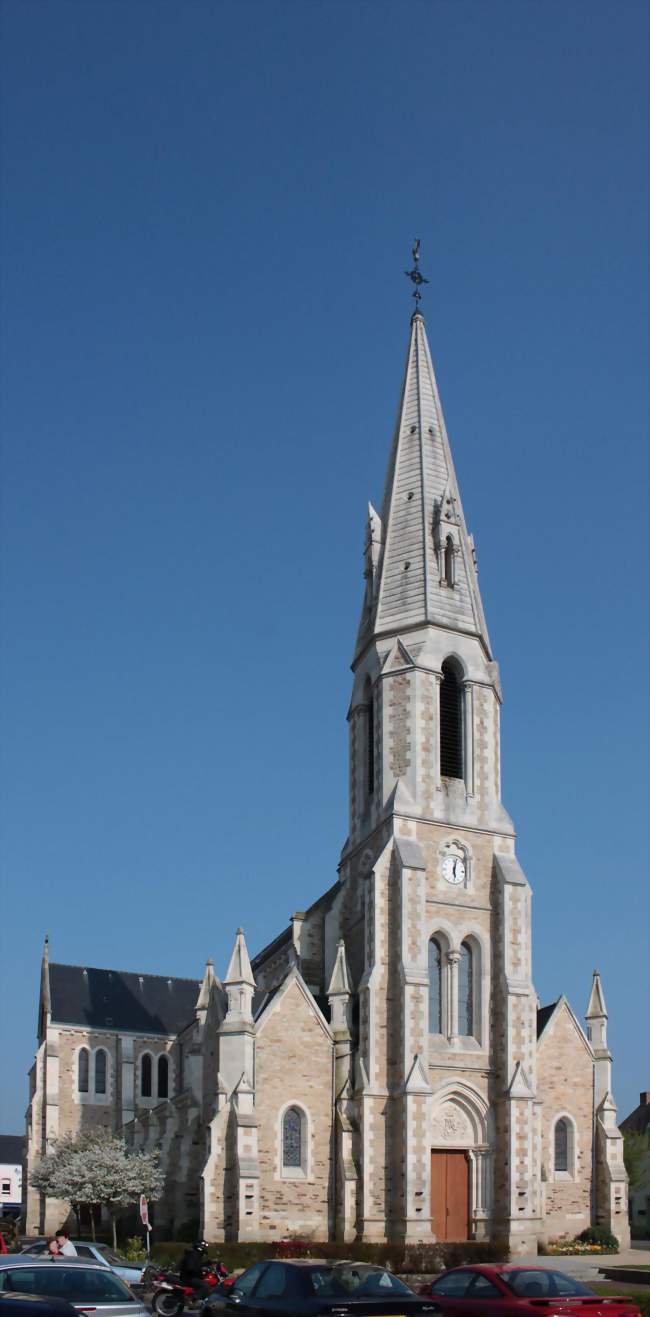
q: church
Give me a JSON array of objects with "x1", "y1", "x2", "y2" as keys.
[{"x1": 25, "y1": 291, "x2": 630, "y2": 1254}]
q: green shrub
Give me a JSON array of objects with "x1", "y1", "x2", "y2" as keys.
[
  {"x1": 121, "y1": 1237, "x2": 148, "y2": 1262},
  {"x1": 150, "y1": 1238, "x2": 507, "y2": 1275},
  {"x1": 578, "y1": 1226, "x2": 619, "y2": 1251}
]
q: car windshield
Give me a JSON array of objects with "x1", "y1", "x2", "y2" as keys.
[
  {"x1": 503, "y1": 1270, "x2": 593, "y2": 1298},
  {"x1": 0, "y1": 1266, "x2": 134, "y2": 1303},
  {"x1": 307, "y1": 1265, "x2": 411, "y2": 1297}
]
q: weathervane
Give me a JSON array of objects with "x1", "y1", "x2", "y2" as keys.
[{"x1": 405, "y1": 238, "x2": 429, "y2": 310}]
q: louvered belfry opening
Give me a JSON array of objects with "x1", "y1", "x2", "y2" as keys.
[
  {"x1": 440, "y1": 660, "x2": 463, "y2": 779},
  {"x1": 365, "y1": 677, "x2": 375, "y2": 796}
]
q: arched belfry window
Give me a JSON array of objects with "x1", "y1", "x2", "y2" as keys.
[
  {"x1": 444, "y1": 536, "x2": 455, "y2": 587},
  {"x1": 428, "y1": 938, "x2": 443, "y2": 1034},
  {"x1": 78, "y1": 1048, "x2": 89, "y2": 1094},
  {"x1": 364, "y1": 677, "x2": 375, "y2": 797},
  {"x1": 141, "y1": 1053, "x2": 152, "y2": 1098},
  {"x1": 282, "y1": 1107, "x2": 302, "y2": 1170},
  {"x1": 458, "y1": 940, "x2": 474, "y2": 1037},
  {"x1": 94, "y1": 1048, "x2": 107, "y2": 1095},
  {"x1": 158, "y1": 1054, "x2": 169, "y2": 1099},
  {"x1": 554, "y1": 1118, "x2": 569, "y2": 1172},
  {"x1": 440, "y1": 660, "x2": 463, "y2": 779}
]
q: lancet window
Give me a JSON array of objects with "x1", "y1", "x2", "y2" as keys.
[
  {"x1": 78, "y1": 1047, "x2": 89, "y2": 1094},
  {"x1": 428, "y1": 938, "x2": 443, "y2": 1034},
  {"x1": 458, "y1": 940, "x2": 474, "y2": 1037},
  {"x1": 94, "y1": 1048, "x2": 107, "y2": 1095},
  {"x1": 282, "y1": 1106, "x2": 303, "y2": 1170}
]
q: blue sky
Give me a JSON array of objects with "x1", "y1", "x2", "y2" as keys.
[{"x1": 1, "y1": 0, "x2": 648, "y2": 1130}]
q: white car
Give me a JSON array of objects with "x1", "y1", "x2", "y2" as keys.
[
  {"x1": 20, "y1": 1247, "x2": 144, "y2": 1289},
  {"x1": 0, "y1": 1259, "x2": 148, "y2": 1317}
]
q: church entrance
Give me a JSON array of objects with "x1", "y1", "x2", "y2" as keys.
[{"x1": 431, "y1": 1149, "x2": 470, "y2": 1241}]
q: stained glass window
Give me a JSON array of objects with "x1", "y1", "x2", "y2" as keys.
[
  {"x1": 78, "y1": 1048, "x2": 89, "y2": 1093},
  {"x1": 554, "y1": 1118, "x2": 569, "y2": 1172},
  {"x1": 141, "y1": 1053, "x2": 152, "y2": 1098},
  {"x1": 458, "y1": 941, "x2": 473, "y2": 1037},
  {"x1": 94, "y1": 1048, "x2": 107, "y2": 1095},
  {"x1": 282, "y1": 1107, "x2": 302, "y2": 1169},
  {"x1": 428, "y1": 938, "x2": 442, "y2": 1033},
  {"x1": 158, "y1": 1054, "x2": 169, "y2": 1099}
]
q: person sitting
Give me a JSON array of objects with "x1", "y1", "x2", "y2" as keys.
[
  {"x1": 55, "y1": 1230, "x2": 77, "y2": 1257},
  {"x1": 179, "y1": 1241, "x2": 210, "y2": 1296}
]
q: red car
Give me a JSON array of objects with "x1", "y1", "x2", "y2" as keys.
[{"x1": 419, "y1": 1265, "x2": 641, "y2": 1317}]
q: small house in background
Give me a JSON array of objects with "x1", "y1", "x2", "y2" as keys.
[
  {"x1": 620, "y1": 1092, "x2": 650, "y2": 1237},
  {"x1": 0, "y1": 1135, "x2": 25, "y2": 1222}
]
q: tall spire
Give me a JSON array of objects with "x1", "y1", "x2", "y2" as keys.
[{"x1": 355, "y1": 299, "x2": 491, "y2": 662}]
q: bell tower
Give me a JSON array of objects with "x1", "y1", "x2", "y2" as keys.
[{"x1": 337, "y1": 250, "x2": 541, "y2": 1253}]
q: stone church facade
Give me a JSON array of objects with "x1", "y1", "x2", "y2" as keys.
[{"x1": 26, "y1": 309, "x2": 629, "y2": 1253}]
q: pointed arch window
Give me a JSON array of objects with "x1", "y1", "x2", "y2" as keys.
[
  {"x1": 94, "y1": 1048, "x2": 107, "y2": 1095},
  {"x1": 458, "y1": 941, "x2": 474, "y2": 1037},
  {"x1": 554, "y1": 1118, "x2": 569, "y2": 1172},
  {"x1": 158, "y1": 1054, "x2": 169, "y2": 1099},
  {"x1": 282, "y1": 1106, "x2": 303, "y2": 1170},
  {"x1": 428, "y1": 938, "x2": 443, "y2": 1034},
  {"x1": 440, "y1": 660, "x2": 463, "y2": 779},
  {"x1": 78, "y1": 1048, "x2": 89, "y2": 1094},
  {"x1": 365, "y1": 677, "x2": 375, "y2": 797},
  {"x1": 140, "y1": 1053, "x2": 152, "y2": 1098},
  {"x1": 444, "y1": 536, "x2": 455, "y2": 587}
]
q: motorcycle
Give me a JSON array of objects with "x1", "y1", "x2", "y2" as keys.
[{"x1": 150, "y1": 1262, "x2": 231, "y2": 1317}]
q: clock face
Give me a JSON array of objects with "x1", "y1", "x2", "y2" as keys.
[{"x1": 442, "y1": 855, "x2": 466, "y2": 885}]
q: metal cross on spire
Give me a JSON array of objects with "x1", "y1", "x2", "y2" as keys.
[{"x1": 405, "y1": 237, "x2": 429, "y2": 311}]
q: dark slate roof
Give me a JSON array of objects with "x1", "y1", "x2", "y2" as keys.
[
  {"x1": 252, "y1": 985, "x2": 280, "y2": 1020},
  {"x1": 537, "y1": 1001, "x2": 558, "y2": 1039},
  {"x1": 620, "y1": 1095, "x2": 650, "y2": 1135},
  {"x1": 0, "y1": 1136, "x2": 25, "y2": 1166},
  {"x1": 49, "y1": 963, "x2": 200, "y2": 1036}
]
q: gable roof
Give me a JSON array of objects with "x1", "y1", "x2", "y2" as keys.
[
  {"x1": 0, "y1": 1135, "x2": 25, "y2": 1166},
  {"x1": 536, "y1": 995, "x2": 593, "y2": 1059},
  {"x1": 49, "y1": 962, "x2": 200, "y2": 1036},
  {"x1": 254, "y1": 968, "x2": 332, "y2": 1039}
]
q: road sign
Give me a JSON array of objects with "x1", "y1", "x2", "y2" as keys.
[{"x1": 139, "y1": 1195, "x2": 149, "y2": 1227}]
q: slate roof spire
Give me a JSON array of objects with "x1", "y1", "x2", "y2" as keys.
[{"x1": 355, "y1": 304, "x2": 491, "y2": 661}]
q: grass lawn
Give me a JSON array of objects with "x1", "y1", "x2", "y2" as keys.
[{"x1": 590, "y1": 1283, "x2": 650, "y2": 1316}]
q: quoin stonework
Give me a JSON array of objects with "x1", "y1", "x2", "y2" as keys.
[{"x1": 26, "y1": 305, "x2": 629, "y2": 1253}]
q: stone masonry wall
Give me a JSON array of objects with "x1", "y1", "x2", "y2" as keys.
[
  {"x1": 537, "y1": 1005, "x2": 594, "y2": 1241},
  {"x1": 255, "y1": 979, "x2": 333, "y2": 1240}
]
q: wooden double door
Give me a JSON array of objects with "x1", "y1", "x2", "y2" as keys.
[{"x1": 431, "y1": 1149, "x2": 470, "y2": 1241}]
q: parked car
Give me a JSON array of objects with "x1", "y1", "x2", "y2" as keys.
[
  {"x1": 0, "y1": 1259, "x2": 149, "y2": 1317},
  {"x1": 19, "y1": 1246, "x2": 144, "y2": 1288},
  {"x1": 418, "y1": 1265, "x2": 642, "y2": 1317},
  {"x1": 0, "y1": 1295, "x2": 76, "y2": 1317},
  {"x1": 202, "y1": 1258, "x2": 439, "y2": 1314}
]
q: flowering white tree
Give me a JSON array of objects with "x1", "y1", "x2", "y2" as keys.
[{"x1": 30, "y1": 1132, "x2": 165, "y2": 1248}]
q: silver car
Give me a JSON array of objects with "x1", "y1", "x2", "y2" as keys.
[
  {"x1": 0, "y1": 1259, "x2": 148, "y2": 1317},
  {"x1": 20, "y1": 1245, "x2": 144, "y2": 1288}
]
